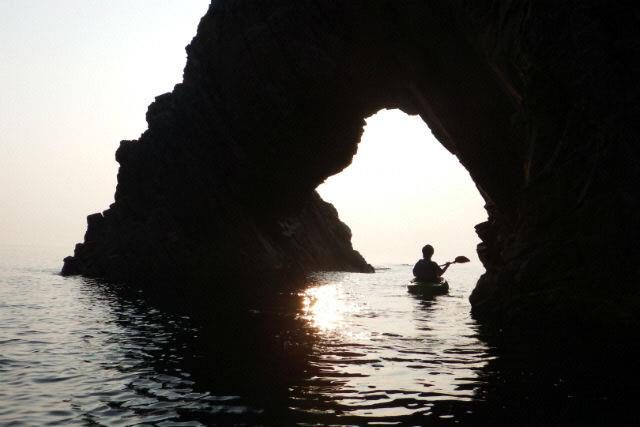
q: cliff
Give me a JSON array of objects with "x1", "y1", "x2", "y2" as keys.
[{"x1": 63, "y1": 1, "x2": 640, "y2": 335}]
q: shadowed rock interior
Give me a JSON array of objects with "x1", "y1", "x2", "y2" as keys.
[{"x1": 63, "y1": 1, "x2": 640, "y2": 336}]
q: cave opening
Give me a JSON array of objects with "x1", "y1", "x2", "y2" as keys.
[{"x1": 317, "y1": 109, "x2": 487, "y2": 267}]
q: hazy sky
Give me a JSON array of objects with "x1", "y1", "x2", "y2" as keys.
[
  {"x1": 1, "y1": 1, "x2": 486, "y2": 266},
  {"x1": 1, "y1": 0, "x2": 210, "y2": 248},
  {"x1": 317, "y1": 110, "x2": 486, "y2": 265}
]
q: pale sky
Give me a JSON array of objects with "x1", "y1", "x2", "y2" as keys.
[
  {"x1": 1, "y1": 0, "x2": 210, "y2": 248},
  {"x1": 317, "y1": 110, "x2": 486, "y2": 265},
  {"x1": 1, "y1": 1, "x2": 487, "y2": 266}
]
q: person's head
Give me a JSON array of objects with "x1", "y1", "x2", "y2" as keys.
[{"x1": 421, "y1": 244, "x2": 434, "y2": 260}]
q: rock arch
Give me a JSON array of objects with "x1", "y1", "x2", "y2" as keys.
[{"x1": 63, "y1": 1, "x2": 640, "y2": 331}]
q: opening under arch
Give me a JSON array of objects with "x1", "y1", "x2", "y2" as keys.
[{"x1": 317, "y1": 109, "x2": 487, "y2": 267}]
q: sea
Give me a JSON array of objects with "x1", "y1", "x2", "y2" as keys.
[{"x1": 0, "y1": 245, "x2": 636, "y2": 426}]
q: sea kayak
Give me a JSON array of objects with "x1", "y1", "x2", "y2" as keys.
[{"x1": 407, "y1": 279, "x2": 449, "y2": 296}]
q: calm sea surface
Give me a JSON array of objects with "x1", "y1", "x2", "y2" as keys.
[{"x1": 0, "y1": 245, "x2": 635, "y2": 426}]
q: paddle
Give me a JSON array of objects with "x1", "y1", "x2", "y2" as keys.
[{"x1": 439, "y1": 256, "x2": 470, "y2": 267}]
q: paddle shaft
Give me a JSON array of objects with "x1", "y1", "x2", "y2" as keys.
[{"x1": 439, "y1": 256, "x2": 470, "y2": 268}]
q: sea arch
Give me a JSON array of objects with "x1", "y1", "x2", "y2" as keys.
[{"x1": 63, "y1": 1, "x2": 640, "y2": 332}]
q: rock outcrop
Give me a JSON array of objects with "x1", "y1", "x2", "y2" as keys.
[{"x1": 64, "y1": 1, "x2": 640, "y2": 333}]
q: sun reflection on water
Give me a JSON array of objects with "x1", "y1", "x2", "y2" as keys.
[{"x1": 301, "y1": 282, "x2": 360, "y2": 333}]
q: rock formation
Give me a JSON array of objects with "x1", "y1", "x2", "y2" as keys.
[{"x1": 64, "y1": 1, "x2": 640, "y2": 333}]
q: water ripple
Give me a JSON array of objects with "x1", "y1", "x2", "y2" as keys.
[{"x1": 6, "y1": 247, "x2": 616, "y2": 425}]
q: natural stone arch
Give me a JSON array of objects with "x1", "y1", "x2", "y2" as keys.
[{"x1": 63, "y1": 1, "x2": 640, "y2": 333}]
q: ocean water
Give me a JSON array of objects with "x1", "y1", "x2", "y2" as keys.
[{"x1": 0, "y1": 245, "x2": 635, "y2": 426}]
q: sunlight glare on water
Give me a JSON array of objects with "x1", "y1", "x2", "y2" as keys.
[
  {"x1": 302, "y1": 282, "x2": 362, "y2": 334},
  {"x1": 290, "y1": 267, "x2": 493, "y2": 422}
]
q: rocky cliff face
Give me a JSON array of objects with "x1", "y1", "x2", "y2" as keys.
[
  {"x1": 458, "y1": 1, "x2": 640, "y2": 334},
  {"x1": 64, "y1": 1, "x2": 640, "y2": 333}
]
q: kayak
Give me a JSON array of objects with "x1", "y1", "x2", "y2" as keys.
[{"x1": 407, "y1": 279, "x2": 449, "y2": 296}]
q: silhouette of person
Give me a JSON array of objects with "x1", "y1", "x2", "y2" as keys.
[{"x1": 413, "y1": 244, "x2": 450, "y2": 282}]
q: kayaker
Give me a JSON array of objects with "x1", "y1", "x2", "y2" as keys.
[{"x1": 413, "y1": 244, "x2": 450, "y2": 282}]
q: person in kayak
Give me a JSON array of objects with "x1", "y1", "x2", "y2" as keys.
[{"x1": 413, "y1": 244, "x2": 450, "y2": 282}]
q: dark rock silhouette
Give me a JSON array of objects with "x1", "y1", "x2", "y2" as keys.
[{"x1": 64, "y1": 1, "x2": 640, "y2": 334}]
